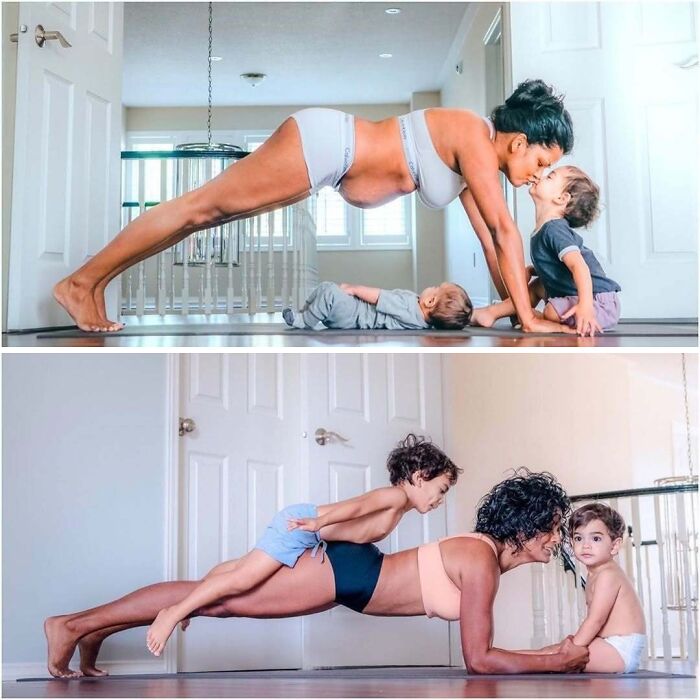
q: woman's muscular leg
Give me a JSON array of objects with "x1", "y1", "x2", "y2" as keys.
[
  {"x1": 54, "y1": 117, "x2": 312, "y2": 331},
  {"x1": 47, "y1": 551, "x2": 336, "y2": 678}
]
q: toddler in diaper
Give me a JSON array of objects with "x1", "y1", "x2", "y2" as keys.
[{"x1": 531, "y1": 503, "x2": 646, "y2": 672}]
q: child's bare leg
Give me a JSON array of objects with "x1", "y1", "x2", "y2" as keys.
[
  {"x1": 472, "y1": 279, "x2": 545, "y2": 327},
  {"x1": 145, "y1": 550, "x2": 282, "y2": 656},
  {"x1": 584, "y1": 638, "x2": 626, "y2": 673}
]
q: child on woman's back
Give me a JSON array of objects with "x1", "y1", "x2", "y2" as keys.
[{"x1": 146, "y1": 434, "x2": 462, "y2": 656}]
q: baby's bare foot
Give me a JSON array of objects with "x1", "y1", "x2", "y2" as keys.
[
  {"x1": 146, "y1": 608, "x2": 179, "y2": 656},
  {"x1": 78, "y1": 632, "x2": 109, "y2": 677},
  {"x1": 470, "y1": 307, "x2": 496, "y2": 328},
  {"x1": 45, "y1": 616, "x2": 82, "y2": 679},
  {"x1": 53, "y1": 276, "x2": 121, "y2": 332}
]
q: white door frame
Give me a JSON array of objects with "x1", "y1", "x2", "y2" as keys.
[{"x1": 163, "y1": 353, "x2": 181, "y2": 673}]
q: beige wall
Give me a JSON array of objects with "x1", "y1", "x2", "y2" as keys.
[
  {"x1": 410, "y1": 91, "x2": 445, "y2": 290},
  {"x1": 440, "y1": 3, "x2": 504, "y2": 306},
  {"x1": 317, "y1": 250, "x2": 413, "y2": 289},
  {"x1": 441, "y1": 353, "x2": 698, "y2": 652},
  {"x1": 2, "y1": 2, "x2": 19, "y2": 330}
]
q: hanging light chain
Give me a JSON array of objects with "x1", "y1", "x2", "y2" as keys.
[
  {"x1": 682, "y1": 353, "x2": 694, "y2": 478},
  {"x1": 207, "y1": 1, "x2": 213, "y2": 148}
]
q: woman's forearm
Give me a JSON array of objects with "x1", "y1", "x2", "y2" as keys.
[
  {"x1": 466, "y1": 647, "x2": 571, "y2": 674},
  {"x1": 492, "y1": 226, "x2": 536, "y2": 327}
]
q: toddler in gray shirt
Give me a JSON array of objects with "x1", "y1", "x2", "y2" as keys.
[{"x1": 283, "y1": 281, "x2": 472, "y2": 330}]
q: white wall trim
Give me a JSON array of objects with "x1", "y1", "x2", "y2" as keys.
[
  {"x1": 162, "y1": 353, "x2": 181, "y2": 674},
  {"x1": 3, "y1": 659, "x2": 167, "y2": 682}
]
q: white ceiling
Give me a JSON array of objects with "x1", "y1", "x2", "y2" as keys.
[{"x1": 123, "y1": 2, "x2": 470, "y2": 107}]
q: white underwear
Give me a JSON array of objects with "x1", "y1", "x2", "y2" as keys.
[
  {"x1": 603, "y1": 633, "x2": 646, "y2": 673},
  {"x1": 291, "y1": 108, "x2": 355, "y2": 193}
]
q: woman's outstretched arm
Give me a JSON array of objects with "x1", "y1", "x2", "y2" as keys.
[{"x1": 456, "y1": 548, "x2": 589, "y2": 673}]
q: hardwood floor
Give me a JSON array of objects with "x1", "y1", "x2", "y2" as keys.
[
  {"x1": 5, "y1": 671, "x2": 696, "y2": 699},
  {"x1": 3, "y1": 313, "x2": 697, "y2": 348}
]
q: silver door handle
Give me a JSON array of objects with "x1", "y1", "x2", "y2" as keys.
[
  {"x1": 314, "y1": 428, "x2": 350, "y2": 446},
  {"x1": 35, "y1": 24, "x2": 72, "y2": 48},
  {"x1": 179, "y1": 417, "x2": 196, "y2": 436}
]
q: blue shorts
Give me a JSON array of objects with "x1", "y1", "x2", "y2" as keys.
[{"x1": 254, "y1": 503, "x2": 322, "y2": 567}]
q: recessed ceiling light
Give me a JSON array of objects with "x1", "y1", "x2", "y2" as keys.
[
  {"x1": 379, "y1": 53, "x2": 393, "y2": 59},
  {"x1": 385, "y1": 8, "x2": 401, "y2": 14},
  {"x1": 209, "y1": 56, "x2": 222, "y2": 62}
]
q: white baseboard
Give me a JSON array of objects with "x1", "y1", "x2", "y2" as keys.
[{"x1": 3, "y1": 658, "x2": 167, "y2": 681}]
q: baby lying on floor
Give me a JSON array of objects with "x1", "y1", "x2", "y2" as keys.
[{"x1": 283, "y1": 281, "x2": 473, "y2": 331}]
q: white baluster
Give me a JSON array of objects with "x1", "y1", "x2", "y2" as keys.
[
  {"x1": 254, "y1": 215, "x2": 262, "y2": 313},
  {"x1": 676, "y1": 493, "x2": 696, "y2": 661},
  {"x1": 654, "y1": 494, "x2": 673, "y2": 659},
  {"x1": 267, "y1": 212, "x2": 275, "y2": 311},
  {"x1": 644, "y1": 544, "x2": 656, "y2": 659},
  {"x1": 226, "y1": 224, "x2": 235, "y2": 313},
  {"x1": 630, "y1": 496, "x2": 645, "y2": 608},
  {"x1": 203, "y1": 159, "x2": 213, "y2": 315},
  {"x1": 241, "y1": 219, "x2": 249, "y2": 312},
  {"x1": 281, "y1": 207, "x2": 289, "y2": 308},
  {"x1": 157, "y1": 159, "x2": 168, "y2": 315}
]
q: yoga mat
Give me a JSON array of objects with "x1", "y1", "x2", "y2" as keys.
[
  {"x1": 34, "y1": 321, "x2": 698, "y2": 339},
  {"x1": 18, "y1": 666, "x2": 695, "y2": 682}
]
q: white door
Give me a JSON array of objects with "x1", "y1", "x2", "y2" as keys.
[
  {"x1": 302, "y1": 353, "x2": 451, "y2": 667},
  {"x1": 178, "y1": 354, "x2": 305, "y2": 672},
  {"x1": 8, "y1": 2, "x2": 123, "y2": 330},
  {"x1": 177, "y1": 353, "x2": 451, "y2": 671},
  {"x1": 509, "y1": 1, "x2": 698, "y2": 318}
]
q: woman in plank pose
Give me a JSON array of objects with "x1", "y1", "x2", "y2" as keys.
[
  {"x1": 45, "y1": 470, "x2": 589, "y2": 678},
  {"x1": 54, "y1": 80, "x2": 574, "y2": 334}
]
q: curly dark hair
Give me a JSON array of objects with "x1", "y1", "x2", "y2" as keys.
[
  {"x1": 474, "y1": 468, "x2": 571, "y2": 551},
  {"x1": 386, "y1": 434, "x2": 462, "y2": 486},
  {"x1": 491, "y1": 79, "x2": 574, "y2": 154},
  {"x1": 563, "y1": 166, "x2": 601, "y2": 229},
  {"x1": 569, "y1": 502, "x2": 625, "y2": 541}
]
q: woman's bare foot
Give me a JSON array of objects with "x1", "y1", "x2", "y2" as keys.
[
  {"x1": 53, "y1": 276, "x2": 121, "y2": 332},
  {"x1": 44, "y1": 616, "x2": 82, "y2": 679},
  {"x1": 93, "y1": 280, "x2": 124, "y2": 331},
  {"x1": 470, "y1": 307, "x2": 497, "y2": 328},
  {"x1": 78, "y1": 632, "x2": 109, "y2": 677},
  {"x1": 146, "y1": 608, "x2": 179, "y2": 656}
]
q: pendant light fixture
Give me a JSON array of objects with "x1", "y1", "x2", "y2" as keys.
[{"x1": 172, "y1": 1, "x2": 248, "y2": 267}]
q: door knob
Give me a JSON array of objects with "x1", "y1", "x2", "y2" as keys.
[
  {"x1": 314, "y1": 428, "x2": 350, "y2": 446},
  {"x1": 35, "y1": 25, "x2": 72, "y2": 48},
  {"x1": 179, "y1": 417, "x2": 196, "y2": 436}
]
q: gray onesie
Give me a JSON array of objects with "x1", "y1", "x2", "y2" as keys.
[{"x1": 285, "y1": 282, "x2": 428, "y2": 330}]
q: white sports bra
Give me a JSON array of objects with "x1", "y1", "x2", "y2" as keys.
[{"x1": 397, "y1": 110, "x2": 495, "y2": 209}]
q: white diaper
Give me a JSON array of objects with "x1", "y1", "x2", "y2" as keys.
[{"x1": 603, "y1": 633, "x2": 646, "y2": 673}]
